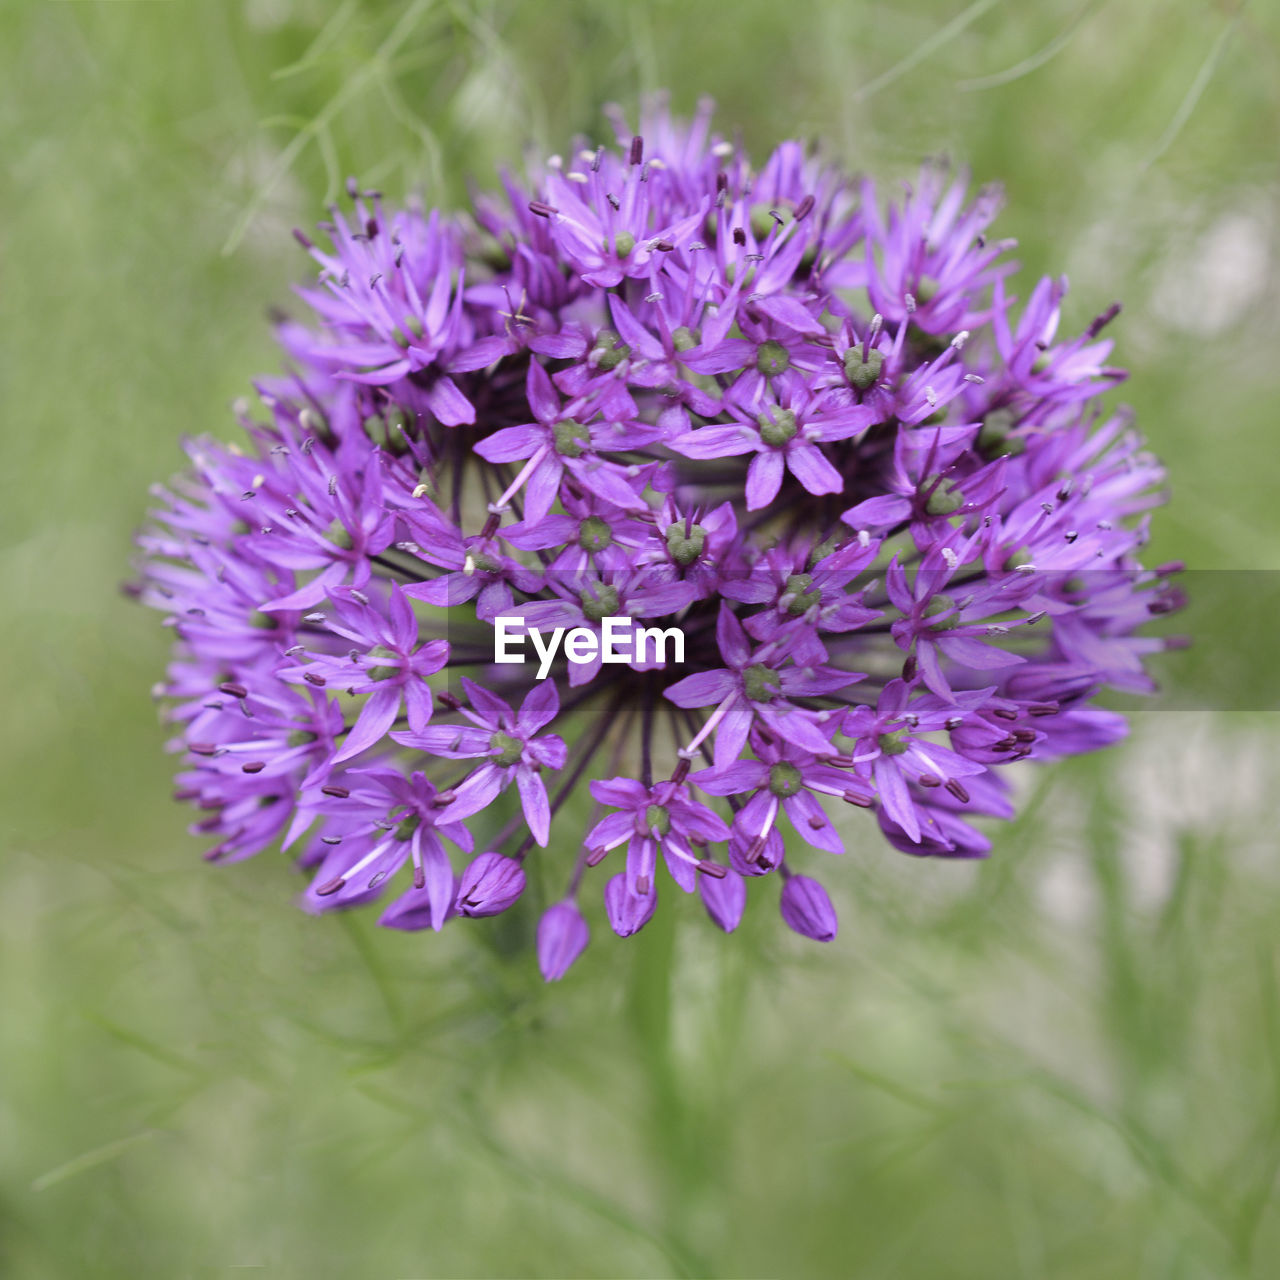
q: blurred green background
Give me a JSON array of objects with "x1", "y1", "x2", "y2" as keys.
[{"x1": 3, "y1": 1, "x2": 1279, "y2": 1276}]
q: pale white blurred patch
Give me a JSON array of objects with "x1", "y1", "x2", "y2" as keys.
[
  {"x1": 452, "y1": 60, "x2": 528, "y2": 145},
  {"x1": 1032, "y1": 712, "x2": 1280, "y2": 929},
  {"x1": 1062, "y1": 167, "x2": 1274, "y2": 364},
  {"x1": 243, "y1": 0, "x2": 294, "y2": 33},
  {"x1": 1147, "y1": 206, "x2": 1273, "y2": 336},
  {"x1": 1116, "y1": 712, "x2": 1280, "y2": 904},
  {"x1": 223, "y1": 140, "x2": 307, "y2": 260},
  {"x1": 973, "y1": 712, "x2": 1280, "y2": 926},
  {"x1": 1035, "y1": 839, "x2": 1098, "y2": 926}
]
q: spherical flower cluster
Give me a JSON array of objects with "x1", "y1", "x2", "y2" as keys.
[{"x1": 134, "y1": 98, "x2": 1183, "y2": 980}]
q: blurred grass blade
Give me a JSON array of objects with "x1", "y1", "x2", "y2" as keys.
[
  {"x1": 32, "y1": 1130, "x2": 162, "y2": 1193},
  {"x1": 1140, "y1": 12, "x2": 1239, "y2": 170},
  {"x1": 854, "y1": 0, "x2": 1001, "y2": 101}
]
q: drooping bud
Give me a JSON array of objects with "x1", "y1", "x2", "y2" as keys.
[
  {"x1": 700, "y1": 868, "x2": 746, "y2": 932},
  {"x1": 604, "y1": 874, "x2": 657, "y2": 937},
  {"x1": 537, "y1": 900, "x2": 590, "y2": 981},
  {"x1": 456, "y1": 852, "x2": 526, "y2": 917},
  {"x1": 780, "y1": 874, "x2": 838, "y2": 942}
]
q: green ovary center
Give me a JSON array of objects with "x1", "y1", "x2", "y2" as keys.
[
  {"x1": 768, "y1": 762, "x2": 804, "y2": 797},
  {"x1": 579, "y1": 584, "x2": 620, "y2": 623},
  {"x1": 553, "y1": 419, "x2": 592, "y2": 458},
  {"x1": 743, "y1": 663, "x2": 782, "y2": 702},
  {"x1": 490, "y1": 731, "x2": 524, "y2": 767},
  {"x1": 645, "y1": 804, "x2": 671, "y2": 837},
  {"x1": 366, "y1": 645, "x2": 399, "y2": 681},
  {"x1": 783, "y1": 573, "x2": 821, "y2": 615},
  {"x1": 757, "y1": 409, "x2": 798, "y2": 447},
  {"x1": 665, "y1": 522, "x2": 707, "y2": 566},
  {"x1": 578, "y1": 516, "x2": 613, "y2": 552},
  {"x1": 756, "y1": 341, "x2": 790, "y2": 377}
]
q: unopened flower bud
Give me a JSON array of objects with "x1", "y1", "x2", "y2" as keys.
[
  {"x1": 780, "y1": 874, "x2": 838, "y2": 942},
  {"x1": 457, "y1": 852, "x2": 526, "y2": 917},
  {"x1": 700, "y1": 868, "x2": 746, "y2": 932},
  {"x1": 537, "y1": 901, "x2": 589, "y2": 981},
  {"x1": 604, "y1": 874, "x2": 657, "y2": 937}
]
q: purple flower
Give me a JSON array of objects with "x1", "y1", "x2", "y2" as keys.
[
  {"x1": 538, "y1": 145, "x2": 710, "y2": 288},
  {"x1": 289, "y1": 193, "x2": 476, "y2": 423},
  {"x1": 860, "y1": 161, "x2": 1012, "y2": 335},
  {"x1": 841, "y1": 681, "x2": 989, "y2": 845},
  {"x1": 281, "y1": 584, "x2": 447, "y2": 763},
  {"x1": 670, "y1": 378, "x2": 874, "y2": 509},
  {"x1": 134, "y1": 99, "x2": 1181, "y2": 981},
  {"x1": 394, "y1": 678, "x2": 566, "y2": 845},
  {"x1": 473, "y1": 360, "x2": 657, "y2": 523},
  {"x1": 664, "y1": 605, "x2": 857, "y2": 766},
  {"x1": 511, "y1": 568, "x2": 695, "y2": 686},
  {"x1": 725, "y1": 536, "x2": 881, "y2": 664},
  {"x1": 379, "y1": 869, "x2": 461, "y2": 932},
  {"x1": 693, "y1": 730, "x2": 873, "y2": 861},
  {"x1": 399, "y1": 526, "x2": 543, "y2": 623},
  {"x1": 586, "y1": 776, "x2": 730, "y2": 902},
  {"x1": 299, "y1": 768, "x2": 473, "y2": 929}
]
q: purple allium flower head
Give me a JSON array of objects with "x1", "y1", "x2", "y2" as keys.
[{"x1": 134, "y1": 99, "x2": 1183, "y2": 980}]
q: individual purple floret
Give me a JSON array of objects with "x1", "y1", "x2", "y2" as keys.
[{"x1": 133, "y1": 96, "x2": 1183, "y2": 981}]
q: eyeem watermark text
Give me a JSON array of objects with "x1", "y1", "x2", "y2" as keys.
[{"x1": 493, "y1": 617, "x2": 685, "y2": 679}]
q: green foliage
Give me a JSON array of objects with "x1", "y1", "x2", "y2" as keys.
[{"x1": 3, "y1": 0, "x2": 1279, "y2": 1275}]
